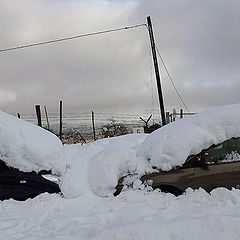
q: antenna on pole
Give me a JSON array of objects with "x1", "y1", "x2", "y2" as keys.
[{"x1": 147, "y1": 16, "x2": 166, "y2": 126}]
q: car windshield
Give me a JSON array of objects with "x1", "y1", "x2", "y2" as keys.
[{"x1": 204, "y1": 138, "x2": 240, "y2": 164}]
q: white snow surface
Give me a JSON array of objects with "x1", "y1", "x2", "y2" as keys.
[
  {"x1": 61, "y1": 103, "x2": 240, "y2": 197},
  {"x1": 61, "y1": 134, "x2": 148, "y2": 198},
  {"x1": 138, "y1": 103, "x2": 240, "y2": 170},
  {"x1": 2, "y1": 104, "x2": 240, "y2": 239},
  {"x1": 0, "y1": 111, "x2": 66, "y2": 174},
  {"x1": 2, "y1": 188, "x2": 240, "y2": 240}
]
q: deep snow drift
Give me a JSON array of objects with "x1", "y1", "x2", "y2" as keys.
[
  {"x1": 138, "y1": 103, "x2": 240, "y2": 171},
  {"x1": 60, "y1": 134, "x2": 148, "y2": 198},
  {"x1": 62, "y1": 103, "x2": 240, "y2": 197},
  {"x1": 0, "y1": 111, "x2": 66, "y2": 174},
  {"x1": 1, "y1": 103, "x2": 240, "y2": 198},
  {"x1": 2, "y1": 104, "x2": 240, "y2": 239}
]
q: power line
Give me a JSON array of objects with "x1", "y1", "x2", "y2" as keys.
[
  {"x1": 0, "y1": 23, "x2": 146, "y2": 53},
  {"x1": 1, "y1": 20, "x2": 190, "y2": 114},
  {"x1": 155, "y1": 45, "x2": 190, "y2": 113}
]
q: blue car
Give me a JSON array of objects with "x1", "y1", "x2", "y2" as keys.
[{"x1": 0, "y1": 159, "x2": 60, "y2": 201}]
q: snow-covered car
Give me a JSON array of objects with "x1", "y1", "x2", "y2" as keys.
[
  {"x1": 0, "y1": 159, "x2": 60, "y2": 200},
  {"x1": 115, "y1": 137, "x2": 240, "y2": 196},
  {"x1": 114, "y1": 104, "x2": 240, "y2": 196},
  {"x1": 0, "y1": 111, "x2": 66, "y2": 201}
]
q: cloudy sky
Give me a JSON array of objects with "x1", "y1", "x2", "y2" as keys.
[{"x1": 0, "y1": 0, "x2": 240, "y2": 116}]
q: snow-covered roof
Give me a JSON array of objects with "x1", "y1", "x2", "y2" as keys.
[
  {"x1": 138, "y1": 103, "x2": 240, "y2": 171},
  {"x1": 0, "y1": 111, "x2": 66, "y2": 174}
]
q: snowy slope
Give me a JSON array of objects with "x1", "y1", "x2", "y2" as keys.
[{"x1": 0, "y1": 111, "x2": 66, "y2": 174}]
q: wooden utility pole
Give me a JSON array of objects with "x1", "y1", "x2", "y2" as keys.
[
  {"x1": 92, "y1": 111, "x2": 96, "y2": 141},
  {"x1": 147, "y1": 16, "x2": 166, "y2": 126},
  {"x1": 44, "y1": 105, "x2": 50, "y2": 130},
  {"x1": 59, "y1": 101, "x2": 63, "y2": 141},
  {"x1": 35, "y1": 105, "x2": 42, "y2": 127}
]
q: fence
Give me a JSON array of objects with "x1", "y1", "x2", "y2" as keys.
[
  {"x1": 20, "y1": 108, "x2": 195, "y2": 144},
  {"x1": 21, "y1": 111, "x2": 157, "y2": 143}
]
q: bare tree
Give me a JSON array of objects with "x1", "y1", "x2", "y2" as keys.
[{"x1": 101, "y1": 118, "x2": 130, "y2": 138}]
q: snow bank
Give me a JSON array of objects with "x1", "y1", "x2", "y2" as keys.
[
  {"x1": 0, "y1": 111, "x2": 66, "y2": 174},
  {"x1": 61, "y1": 134, "x2": 148, "y2": 197},
  {"x1": 62, "y1": 103, "x2": 240, "y2": 197},
  {"x1": 138, "y1": 103, "x2": 240, "y2": 170}
]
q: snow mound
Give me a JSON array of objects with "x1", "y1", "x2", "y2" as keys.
[
  {"x1": 138, "y1": 103, "x2": 240, "y2": 170},
  {"x1": 62, "y1": 103, "x2": 240, "y2": 198},
  {"x1": 0, "y1": 111, "x2": 66, "y2": 174},
  {"x1": 61, "y1": 134, "x2": 148, "y2": 198}
]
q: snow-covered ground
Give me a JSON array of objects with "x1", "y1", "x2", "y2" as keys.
[
  {"x1": 2, "y1": 188, "x2": 240, "y2": 240},
  {"x1": 2, "y1": 104, "x2": 240, "y2": 239}
]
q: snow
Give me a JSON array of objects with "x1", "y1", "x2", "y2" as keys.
[
  {"x1": 0, "y1": 111, "x2": 66, "y2": 174},
  {"x1": 138, "y1": 103, "x2": 240, "y2": 171},
  {"x1": 2, "y1": 103, "x2": 240, "y2": 198},
  {"x1": 61, "y1": 103, "x2": 240, "y2": 197},
  {"x1": 2, "y1": 188, "x2": 240, "y2": 240},
  {"x1": 60, "y1": 134, "x2": 148, "y2": 198},
  {"x1": 2, "y1": 104, "x2": 240, "y2": 239}
]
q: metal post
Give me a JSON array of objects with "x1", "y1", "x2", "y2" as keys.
[
  {"x1": 147, "y1": 16, "x2": 166, "y2": 126},
  {"x1": 35, "y1": 105, "x2": 42, "y2": 127},
  {"x1": 59, "y1": 101, "x2": 63, "y2": 141}
]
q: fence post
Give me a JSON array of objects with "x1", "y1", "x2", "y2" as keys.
[
  {"x1": 92, "y1": 111, "x2": 96, "y2": 141},
  {"x1": 166, "y1": 112, "x2": 170, "y2": 124},
  {"x1": 35, "y1": 105, "x2": 42, "y2": 127},
  {"x1": 44, "y1": 105, "x2": 50, "y2": 130},
  {"x1": 180, "y1": 109, "x2": 183, "y2": 119},
  {"x1": 59, "y1": 101, "x2": 63, "y2": 141}
]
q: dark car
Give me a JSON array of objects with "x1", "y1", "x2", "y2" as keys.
[
  {"x1": 115, "y1": 137, "x2": 240, "y2": 196},
  {"x1": 0, "y1": 159, "x2": 60, "y2": 201}
]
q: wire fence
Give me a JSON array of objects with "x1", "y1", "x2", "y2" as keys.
[{"x1": 21, "y1": 111, "x2": 159, "y2": 144}]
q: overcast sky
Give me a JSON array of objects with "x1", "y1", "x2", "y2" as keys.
[{"x1": 0, "y1": 0, "x2": 240, "y2": 116}]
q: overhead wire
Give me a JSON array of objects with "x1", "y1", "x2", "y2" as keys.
[
  {"x1": 0, "y1": 23, "x2": 146, "y2": 53},
  {"x1": 155, "y1": 44, "x2": 191, "y2": 113},
  {"x1": 147, "y1": 35, "x2": 157, "y2": 123},
  {"x1": 0, "y1": 20, "x2": 190, "y2": 114}
]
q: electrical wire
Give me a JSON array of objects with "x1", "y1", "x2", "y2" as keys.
[
  {"x1": 1, "y1": 20, "x2": 190, "y2": 114},
  {"x1": 148, "y1": 39, "x2": 158, "y2": 123},
  {"x1": 155, "y1": 45, "x2": 190, "y2": 113},
  {"x1": 0, "y1": 23, "x2": 146, "y2": 53}
]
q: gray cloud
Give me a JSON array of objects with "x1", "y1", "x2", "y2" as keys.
[{"x1": 0, "y1": 0, "x2": 240, "y2": 116}]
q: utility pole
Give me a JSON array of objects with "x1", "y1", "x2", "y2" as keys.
[{"x1": 147, "y1": 16, "x2": 166, "y2": 126}]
